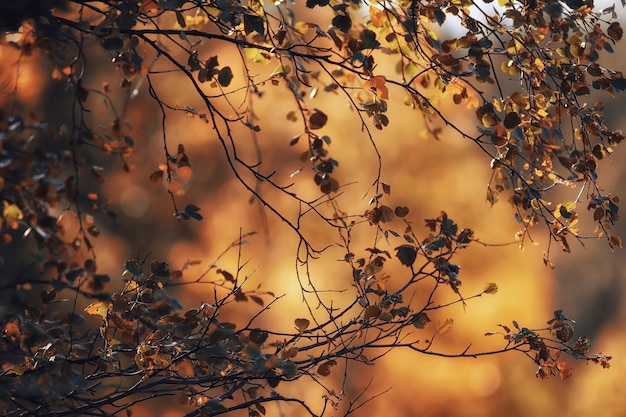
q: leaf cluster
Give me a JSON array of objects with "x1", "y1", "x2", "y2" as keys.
[{"x1": 1, "y1": 0, "x2": 625, "y2": 415}]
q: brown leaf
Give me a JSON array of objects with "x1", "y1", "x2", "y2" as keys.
[
  {"x1": 483, "y1": 282, "x2": 498, "y2": 294},
  {"x1": 608, "y1": 22, "x2": 623, "y2": 41},
  {"x1": 379, "y1": 205, "x2": 394, "y2": 223},
  {"x1": 217, "y1": 269, "x2": 236, "y2": 283},
  {"x1": 556, "y1": 361, "x2": 572, "y2": 379},
  {"x1": 294, "y1": 318, "x2": 310, "y2": 332},
  {"x1": 394, "y1": 206, "x2": 409, "y2": 217},
  {"x1": 411, "y1": 312, "x2": 431, "y2": 329},
  {"x1": 309, "y1": 110, "x2": 328, "y2": 130},
  {"x1": 317, "y1": 359, "x2": 337, "y2": 376},
  {"x1": 609, "y1": 235, "x2": 622, "y2": 250},
  {"x1": 503, "y1": 111, "x2": 522, "y2": 129},
  {"x1": 364, "y1": 305, "x2": 381, "y2": 319},
  {"x1": 364, "y1": 256, "x2": 385, "y2": 276}
]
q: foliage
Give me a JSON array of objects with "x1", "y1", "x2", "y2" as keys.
[{"x1": 0, "y1": 0, "x2": 622, "y2": 415}]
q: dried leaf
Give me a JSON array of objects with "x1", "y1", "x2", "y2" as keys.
[
  {"x1": 609, "y1": 235, "x2": 622, "y2": 250},
  {"x1": 317, "y1": 360, "x2": 337, "y2": 376},
  {"x1": 394, "y1": 206, "x2": 409, "y2": 217},
  {"x1": 364, "y1": 305, "x2": 381, "y2": 319},
  {"x1": 483, "y1": 282, "x2": 498, "y2": 294},
  {"x1": 217, "y1": 269, "x2": 236, "y2": 283},
  {"x1": 411, "y1": 312, "x2": 431, "y2": 329},
  {"x1": 294, "y1": 318, "x2": 310, "y2": 332}
]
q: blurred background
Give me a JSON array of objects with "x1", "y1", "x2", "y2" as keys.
[{"x1": 1, "y1": 3, "x2": 626, "y2": 416}]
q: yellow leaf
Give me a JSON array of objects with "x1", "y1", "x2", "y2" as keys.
[
  {"x1": 3, "y1": 202, "x2": 23, "y2": 223},
  {"x1": 244, "y1": 47, "x2": 270, "y2": 64},
  {"x1": 294, "y1": 21, "x2": 312, "y2": 35},
  {"x1": 84, "y1": 301, "x2": 111, "y2": 319},
  {"x1": 185, "y1": 14, "x2": 209, "y2": 28},
  {"x1": 464, "y1": 91, "x2": 479, "y2": 109},
  {"x1": 562, "y1": 201, "x2": 576, "y2": 211},
  {"x1": 404, "y1": 62, "x2": 419, "y2": 77},
  {"x1": 369, "y1": 6, "x2": 387, "y2": 27},
  {"x1": 481, "y1": 113, "x2": 497, "y2": 127},
  {"x1": 124, "y1": 279, "x2": 139, "y2": 294},
  {"x1": 204, "y1": 6, "x2": 221, "y2": 18},
  {"x1": 530, "y1": 198, "x2": 543, "y2": 210},
  {"x1": 424, "y1": 26, "x2": 438, "y2": 42}
]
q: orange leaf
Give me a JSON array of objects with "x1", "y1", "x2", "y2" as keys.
[
  {"x1": 364, "y1": 75, "x2": 389, "y2": 100},
  {"x1": 178, "y1": 165, "x2": 193, "y2": 180},
  {"x1": 369, "y1": 6, "x2": 387, "y2": 27}
]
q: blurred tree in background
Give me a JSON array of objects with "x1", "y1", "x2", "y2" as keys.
[{"x1": 0, "y1": 0, "x2": 624, "y2": 415}]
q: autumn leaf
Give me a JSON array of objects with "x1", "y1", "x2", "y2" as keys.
[
  {"x1": 217, "y1": 269, "x2": 236, "y2": 283},
  {"x1": 294, "y1": 318, "x2": 310, "y2": 332},
  {"x1": 317, "y1": 360, "x2": 337, "y2": 376},
  {"x1": 2, "y1": 202, "x2": 23, "y2": 223},
  {"x1": 411, "y1": 312, "x2": 431, "y2": 329},
  {"x1": 609, "y1": 234, "x2": 622, "y2": 250},
  {"x1": 436, "y1": 318, "x2": 454, "y2": 335},
  {"x1": 483, "y1": 282, "x2": 498, "y2": 294},
  {"x1": 369, "y1": 5, "x2": 387, "y2": 27},
  {"x1": 395, "y1": 245, "x2": 417, "y2": 267},
  {"x1": 394, "y1": 206, "x2": 409, "y2": 217},
  {"x1": 364, "y1": 76, "x2": 389, "y2": 100},
  {"x1": 84, "y1": 301, "x2": 111, "y2": 319},
  {"x1": 364, "y1": 305, "x2": 381, "y2": 319},
  {"x1": 309, "y1": 110, "x2": 328, "y2": 130},
  {"x1": 218, "y1": 66, "x2": 233, "y2": 87}
]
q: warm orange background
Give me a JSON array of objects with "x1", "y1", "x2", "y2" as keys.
[{"x1": 1, "y1": 6, "x2": 625, "y2": 416}]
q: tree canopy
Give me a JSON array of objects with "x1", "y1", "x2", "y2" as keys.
[{"x1": 0, "y1": 0, "x2": 623, "y2": 415}]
